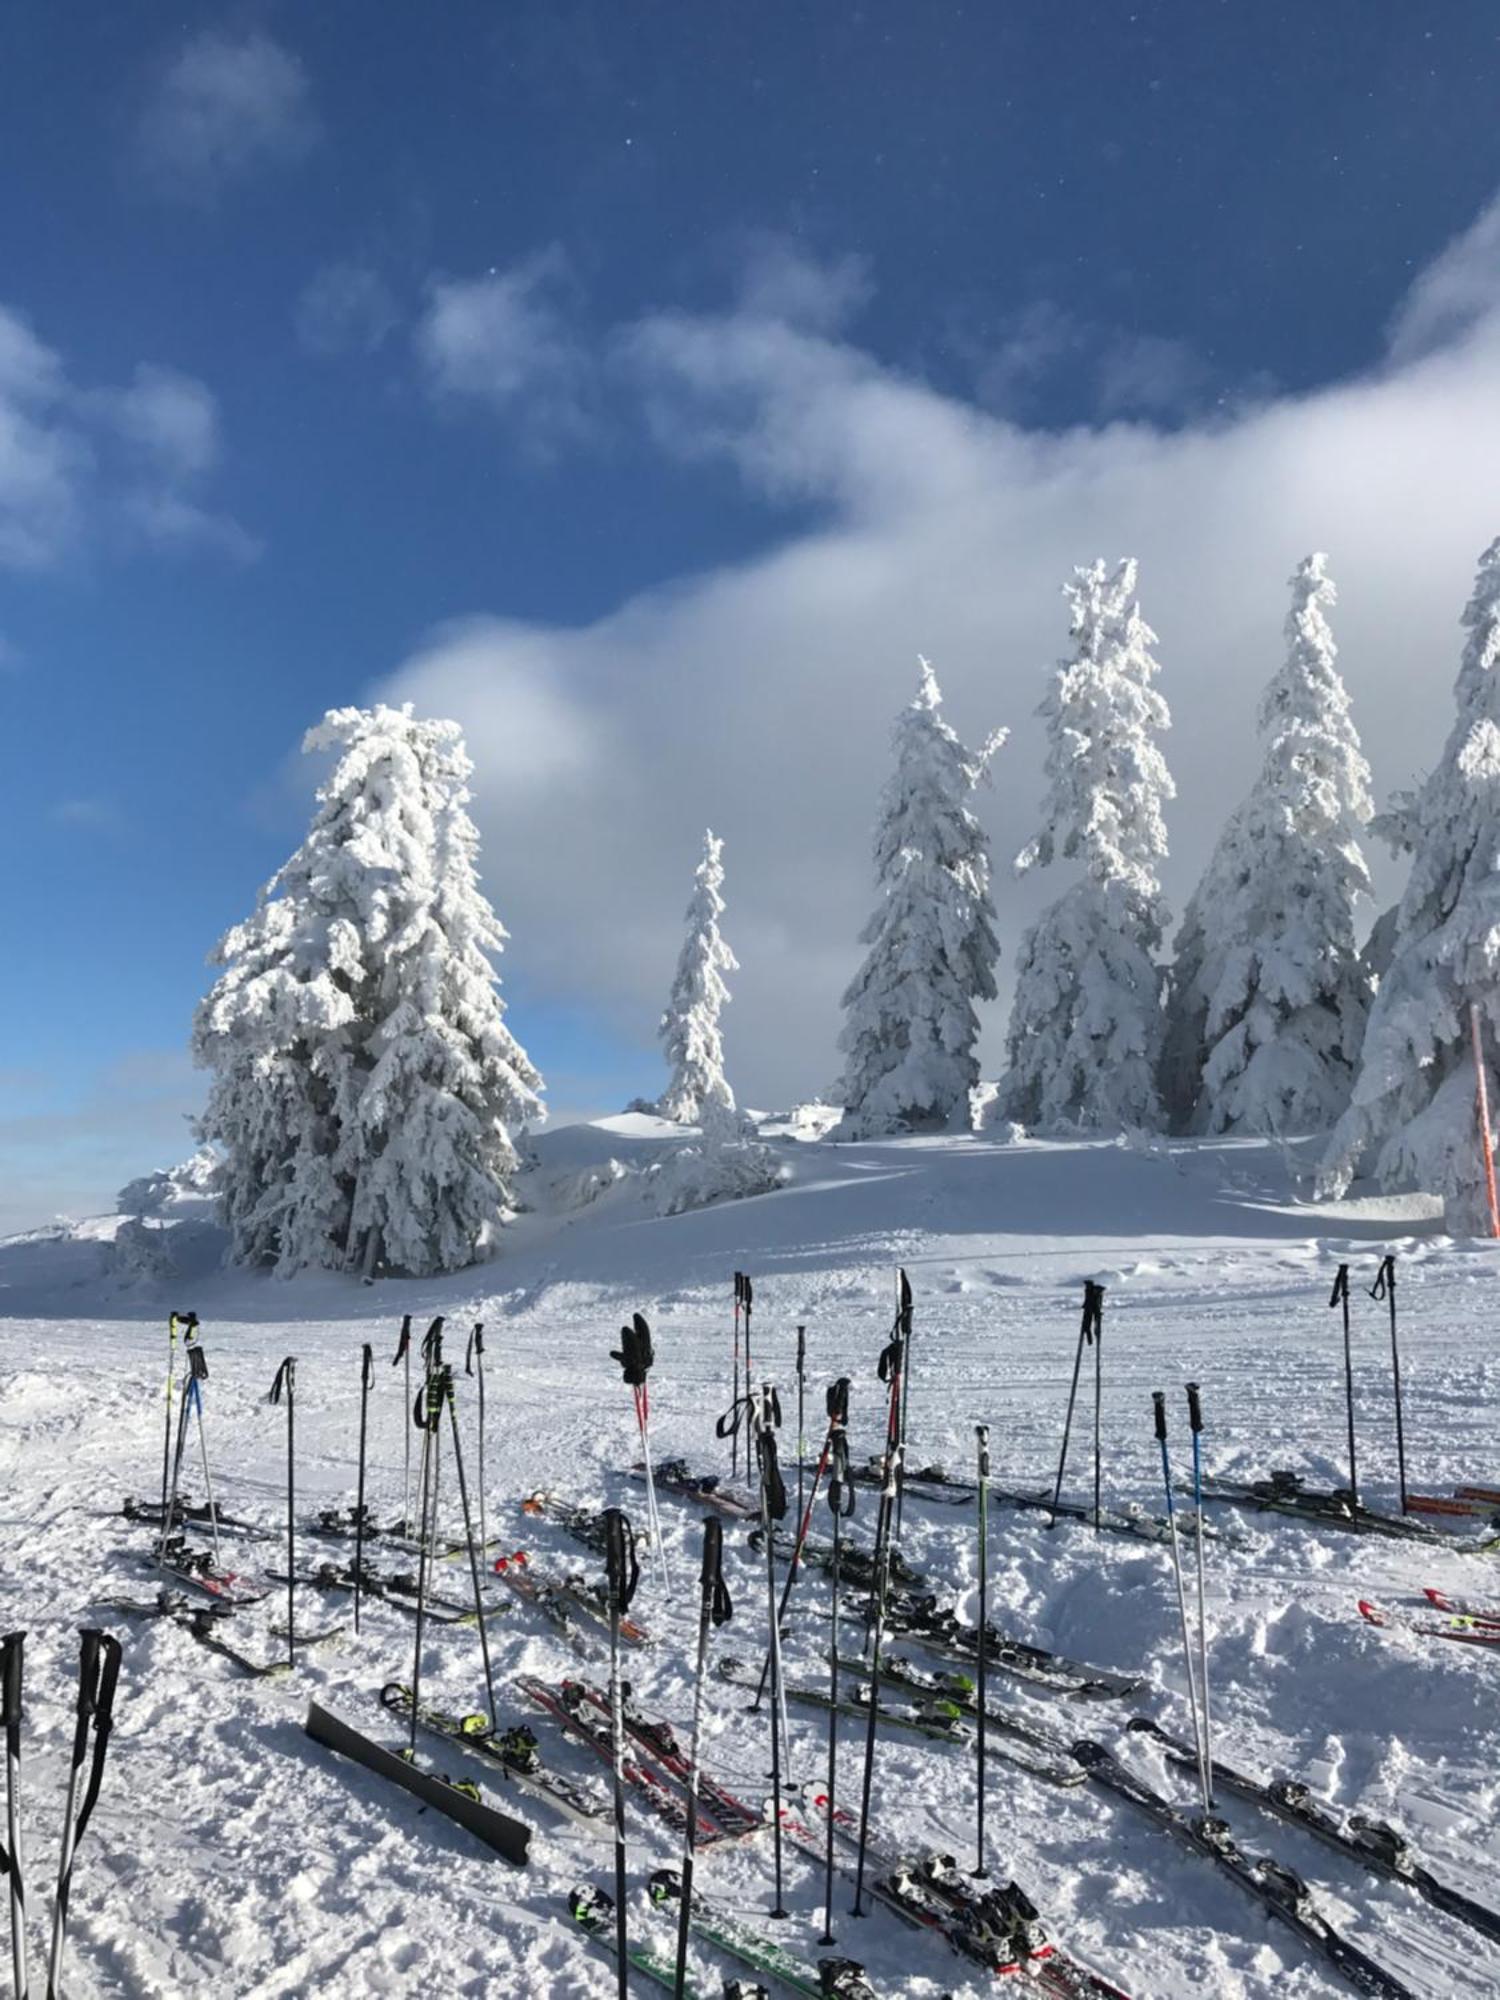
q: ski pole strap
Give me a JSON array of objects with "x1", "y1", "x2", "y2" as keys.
[
  {"x1": 269, "y1": 1357, "x2": 295, "y2": 1404},
  {"x1": 415, "y1": 1367, "x2": 446, "y2": 1432},
  {"x1": 734, "y1": 1272, "x2": 746, "y2": 1310},
  {"x1": 743, "y1": 1275, "x2": 753, "y2": 1317},
  {"x1": 1081, "y1": 1280, "x2": 1104, "y2": 1343},
  {"x1": 1369, "y1": 1254, "x2": 1395, "y2": 1302},
  {"x1": 187, "y1": 1341, "x2": 208, "y2": 1384},
  {"x1": 1329, "y1": 1264, "x2": 1350, "y2": 1307},
  {"x1": 603, "y1": 1508, "x2": 641, "y2": 1614},
  {"x1": 392, "y1": 1315, "x2": 411, "y2": 1366},
  {"x1": 466, "y1": 1324, "x2": 484, "y2": 1373},
  {"x1": 700, "y1": 1517, "x2": 732, "y2": 1626},
  {"x1": 609, "y1": 1312, "x2": 655, "y2": 1386},
  {"x1": 172, "y1": 1310, "x2": 199, "y2": 1338},
  {"x1": 0, "y1": 1632, "x2": 21, "y2": 1883},
  {"x1": 68, "y1": 1631, "x2": 123, "y2": 1853},
  {"x1": 897, "y1": 1267, "x2": 912, "y2": 1336},
  {"x1": 1185, "y1": 1382, "x2": 1204, "y2": 1435},
  {"x1": 421, "y1": 1318, "x2": 445, "y2": 1373},
  {"x1": 715, "y1": 1394, "x2": 753, "y2": 1442},
  {"x1": 758, "y1": 1425, "x2": 788, "y2": 1522},
  {"x1": 361, "y1": 1343, "x2": 374, "y2": 1391},
  {"x1": 826, "y1": 1428, "x2": 856, "y2": 1519},
  {"x1": 876, "y1": 1337, "x2": 902, "y2": 1387}
]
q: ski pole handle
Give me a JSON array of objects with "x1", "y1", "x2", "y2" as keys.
[
  {"x1": 1369, "y1": 1253, "x2": 1395, "y2": 1302},
  {"x1": 2, "y1": 1630, "x2": 24, "y2": 1727},
  {"x1": 796, "y1": 1326, "x2": 805, "y2": 1375},
  {"x1": 604, "y1": 1508, "x2": 641, "y2": 1614},
  {"x1": 1185, "y1": 1382, "x2": 1204, "y2": 1435},
  {"x1": 361, "y1": 1343, "x2": 374, "y2": 1390},
  {"x1": 976, "y1": 1423, "x2": 990, "y2": 1479},
  {"x1": 392, "y1": 1315, "x2": 411, "y2": 1365},
  {"x1": 1152, "y1": 1389, "x2": 1168, "y2": 1443},
  {"x1": 700, "y1": 1517, "x2": 732, "y2": 1626},
  {"x1": 466, "y1": 1324, "x2": 484, "y2": 1373},
  {"x1": 1328, "y1": 1264, "x2": 1349, "y2": 1307}
]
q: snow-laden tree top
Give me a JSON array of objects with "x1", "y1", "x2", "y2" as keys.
[
  {"x1": 837, "y1": 657, "x2": 1005, "y2": 1135},
  {"x1": 1322, "y1": 538, "x2": 1500, "y2": 1229},
  {"x1": 658, "y1": 828, "x2": 738, "y2": 1126},
  {"x1": 194, "y1": 702, "x2": 543, "y2": 1277}
]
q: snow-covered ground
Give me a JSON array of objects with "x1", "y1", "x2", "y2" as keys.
[{"x1": 2, "y1": 1122, "x2": 1497, "y2": 1999}]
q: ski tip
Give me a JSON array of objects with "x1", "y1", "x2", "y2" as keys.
[{"x1": 1356, "y1": 1598, "x2": 1386, "y2": 1626}]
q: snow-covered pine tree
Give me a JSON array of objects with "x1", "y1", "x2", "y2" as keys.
[
  {"x1": 1161, "y1": 555, "x2": 1374, "y2": 1134},
  {"x1": 837, "y1": 658, "x2": 1005, "y2": 1135},
  {"x1": 1321, "y1": 538, "x2": 1500, "y2": 1230},
  {"x1": 657, "y1": 829, "x2": 738, "y2": 1126},
  {"x1": 1001, "y1": 558, "x2": 1174, "y2": 1131},
  {"x1": 193, "y1": 703, "x2": 543, "y2": 1277}
]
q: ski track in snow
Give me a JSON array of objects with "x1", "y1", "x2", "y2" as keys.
[{"x1": 1, "y1": 1131, "x2": 1498, "y2": 1998}]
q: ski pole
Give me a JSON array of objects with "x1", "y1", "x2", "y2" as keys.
[
  {"x1": 852, "y1": 1431, "x2": 901, "y2": 1917},
  {"x1": 159, "y1": 1311, "x2": 191, "y2": 1528},
  {"x1": 865, "y1": 1330, "x2": 904, "y2": 1657},
  {"x1": 1153, "y1": 1391, "x2": 1209, "y2": 1812},
  {"x1": 1050, "y1": 1281, "x2": 1102, "y2": 1528},
  {"x1": 269, "y1": 1359, "x2": 297, "y2": 1666},
  {"x1": 407, "y1": 1367, "x2": 444, "y2": 1756},
  {"x1": 46, "y1": 1628, "x2": 123, "y2": 2000},
  {"x1": 974, "y1": 1421, "x2": 990, "y2": 1879},
  {"x1": 184, "y1": 1331, "x2": 220, "y2": 1571},
  {"x1": 674, "y1": 1517, "x2": 732, "y2": 1999},
  {"x1": 417, "y1": 1319, "x2": 445, "y2": 1543},
  {"x1": 611, "y1": 1314, "x2": 670, "y2": 1592},
  {"x1": 1185, "y1": 1383, "x2": 1213, "y2": 1799},
  {"x1": 731, "y1": 1274, "x2": 744, "y2": 1479},
  {"x1": 466, "y1": 1323, "x2": 487, "y2": 1560},
  {"x1": 751, "y1": 1376, "x2": 847, "y2": 1709},
  {"x1": 819, "y1": 1412, "x2": 854, "y2": 1949},
  {"x1": 158, "y1": 1343, "x2": 199, "y2": 1568},
  {"x1": 893, "y1": 1270, "x2": 913, "y2": 1546},
  {"x1": 392, "y1": 1315, "x2": 412, "y2": 1534},
  {"x1": 440, "y1": 1367, "x2": 499, "y2": 1731},
  {"x1": 1370, "y1": 1256, "x2": 1407, "y2": 1514},
  {"x1": 752, "y1": 1384, "x2": 791, "y2": 1919},
  {"x1": 743, "y1": 1275, "x2": 754, "y2": 1422},
  {"x1": 1329, "y1": 1264, "x2": 1359, "y2": 1509},
  {"x1": 354, "y1": 1344, "x2": 374, "y2": 1635},
  {"x1": 2, "y1": 1630, "x2": 26, "y2": 2000},
  {"x1": 796, "y1": 1324, "x2": 807, "y2": 1527},
  {"x1": 1092, "y1": 1282, "x2": 1104, "y2": 1532},
  {"x1": 603, "y1": 1507, "x2": 641, "y2": 2000}
]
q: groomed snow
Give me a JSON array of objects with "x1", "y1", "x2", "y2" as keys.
[{"x1": 1, "y1": 1125, "x2": 1496, "y2": 1998}]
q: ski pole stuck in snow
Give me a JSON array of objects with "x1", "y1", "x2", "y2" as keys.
[
  {"x1": 1153, "y1": 1389, "x2": 1209, "y2": 1812},
  {"x1": 354, "y1": 1342, "x2": 374, "y2": 1634},
  {"x1": 1329, "y1": 1263, "x2": 1359, "y2": 1510},
  {"x1": 1184, "y1": 1382, "x2": 1213, "y2": 1800},
  {"x1": 407, "y1": 1363, "x2": 445, "y2": 1756},
  {"x1": 1050, "y1": 1280, "x2": 1104, "y2": 1531},
  {"x1": 438, "y1": 1364, "x2": 499, "y2": 1732},
  {"x1": 602, "y1": 1507, "x2": 641, "y2": 2000},
  {"x1": 819, "y1": 1399, "x2": 855, "y2": 1950},
  {"x1": 268, "y1": 1357, "x2": 297, "y2": 1665},
  {"x1": 731, "y1": 1274, "x2": 745, "y2": 1478},
  {"x1": 159, "y1": 1310, "x2": 194, "y2": 1535},
  {"x1": 390, "y1": 1315, "x2": 412, "y2": 1535},
  {"x1": 749, "y1": 1381, "x2": 791, "y2": 1918},
  {"x1": 673, "y1": 1515, "x2": 732, "y2": 2000},
  {"x1": 2, "y1": 1630, "x2": 26, "y2": 2000},
  {"x1": 892, "y1": 1269, "x2": 914, "y2": 1544},
  {"x1": 465, "y1": 1321, "x2": 488, "y2": 1560},
  {"x1": 751, "y1": 1374, "x2": 848, "y2": 1712},
  {"x1": 611, "y1": 1313, "x2": 669, "y2": 1593},
  {"x1": 1368, "y1": 1254, "x2": 1408, "y2": 1514},
  {"x1": 46, "y1": 1628, "x2": 123, "y2": 2000},
  {"x1": 973, "y1": 1419, "x2": 990, "y2": 1880}
]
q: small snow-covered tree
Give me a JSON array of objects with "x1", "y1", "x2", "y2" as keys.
[
  {"x1": 1001, "y1": 558, "x2": 1174, "y2": 1130},
  {"x1": 1161, "y1": 555, "x2": 1374, "y2": 1134},
  {"x1": 1321, "y1": 538, "x2": 1500, "y2": 1229},
  {"x1": 193, "y1": 703, "x2": 543, "y2": 1277},
  {"x1": 658, "y1": 830, "x2": 738, "y2": 1125},
  {"x1": 837, "y1": 658, "x2": 1005, "y2": 1135}
]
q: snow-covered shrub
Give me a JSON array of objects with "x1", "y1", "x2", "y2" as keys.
[
  {"x1": 1321, "y1": 538, "x2": 1500, "y2": 1230},
  {"x1": 1161, "y1": 555, "x2": 1373, "y2": 1135},
  {"x1": 1002, "y1": 559, "x2": 1173, "y2": 1131},
  {"x1": 647, "y1": 1119, "x2": 788, "y2": 1217},
  {"x1": 838, "y1": 659, "x2": 1006, "y2": 1135},
  {"x1": 117, "y1": 1147, "x2": 221, "y2": 1218},
  {"x1": 110, "y1": 1215, "x2": 176, "y2": 1283},
  {"x1": 658, "y1": 831, "x2": 738, "y2": 1124},
  {"x1": 193, "y1": 703, "x2": 543, "y2": 1278}
]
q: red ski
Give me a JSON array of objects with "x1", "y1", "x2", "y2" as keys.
[
  {"x1": 1358, "y1": 1598, "x2": 1500, "y2": 1647},
  {"x1": 1423, "y1": 1586, "x2": 1500, "y2": 1627}
]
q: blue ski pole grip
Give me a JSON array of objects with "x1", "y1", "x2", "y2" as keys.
[
  {"x1": 1152, "y1": 1390, "x2": 1168, "y2": 1443},
  {"x1": 1185, "y1": 1383, "x2": 1204, "y2": 1434}
]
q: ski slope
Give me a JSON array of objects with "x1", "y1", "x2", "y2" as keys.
[{"x1": 1, "y1": 1122, "x2": 1497, "y2": 1999}]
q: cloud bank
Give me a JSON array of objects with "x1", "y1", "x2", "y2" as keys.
[
  {"x1": 374, "y1": 212, "x2": 1500, "y2": 1114},
  {"x1": 134, "y1": 30, "x2": 318, "y2": 202}
]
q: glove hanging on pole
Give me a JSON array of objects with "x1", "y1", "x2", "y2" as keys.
[{"x1": 612, "y1": 1314, "x2": 669, "y2": 1591}]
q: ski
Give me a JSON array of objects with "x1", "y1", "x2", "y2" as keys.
[
  {"x1": 567, "y1": 1884, "x2": 727, "y2": 1997},
  {"x1": 564, "y1": 1678, "x2": 766, "y2": 1840},
  {"x1": 104, "y1": 1592, "x2": 339, "y2": 1676},
  {"x1": 1072, "y1": 1740, "x2": 1412, "y2": 1997},
  {"x1": 835, "y1": 1653, "x2": 1078, "y2": 1763},
  {"x1": 753, "y1": 1527, "x2": 921, "y2": 1590},
  {"x1": 1127, "y1": 1715, "x2": 1500, "y2": 1948},
  {"x1": 647, "y1": 1867, "x2": 877, "y2": 1998},
  {"x1": 1423, "y1": 1585, "x2": 1500, "y2": 1626},
  {"x1": 270, "y1": 1561, "x2": 495, "y2": 1628},
  {"x1": 1403, "y1": 1494, "x2": 1500, "y2": 1520},
  {"x1": 643, "y1": 1459, "x2": 761, "y2": 1521},
  {"x1": 854, "y1": 1459, "x2": 1227, "y2": 1550},
  {"x1": 305, "y1": 1505, "x2": 510, "y2": 1564},
  {"x1": 121, "y1": 1495, "x2": 274, "y2": 1541},
  {"x1": 377, "y1": 1684, "x2": 611, "y2": 1835},
  {"x1": 1357, "y1": 1598, "x2": 1500, "y2": 1647},
  {"x1": 522, "y1": 1489, "x2": 613, "y2": 1555},
  {"x1": 304, "y1": 1700, "x2": 531, "y2": 1863},
  {"x1": 515, "y1": 1675, "x2": 730, "y2": 1844},
  {"x1": 154, "y1": 1539, "x2": 270, "y2": 1605},
  {"x1": 491, "y1": 1550, "x2": 652, "y2": 1648},
  {"x1": 1456, "y1": 1485, "x2": 1500, "y2": 1505},
  {"x1": 1198, "y1": 1472, "x2": 1498, "y2": 1551},
  {"x1": 882, "y1": 1592, "x2": 1144, "y2": 1699}
]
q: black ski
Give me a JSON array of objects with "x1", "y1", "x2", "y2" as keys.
[
  {"x1": 304, "y1": 1700, "x2": 531, "y2": 1863},
  {"x1": 1127, "y1": 1715, "x2": 1500, "y2": 1947},
  {"x1": 835, "y1": 1652, "x2": 1077, "y2": 1763},
  {"x1": 1198, "y1": 1471, "x2": 1498, "y2": 1551},
  {"x1": 121, "y1": 1495, "x2": 274, "y2": 1541},
  {"x1": 882, "y1": 1592, "x2": 1143, "y2": 1699},
  {"x1": 102, "y1": 1591, "x2": 336, "y2": 1678},
  {"x1": 852, "y1": 1459, "x2": 1233, "y2": 1549},
  {"x1": 1073, "y1": 1740, "x2": 1412, "y2": 1997},
  {"x1": 378, "y1": 1683, "x2": 610, "y2": 1835}
]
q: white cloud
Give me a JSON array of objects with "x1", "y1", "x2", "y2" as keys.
[
  {"x1": 1387, "y1": 193, "x2": 1500, "y2": 364},
  {"x1": 135, "y1": 30, "x2": 317, "y2": 200},
  {"x1": 296, "y1": 262, "x2": 401, "y2": 356},
  {"x1": 415, "y1": 250, "x2": 591, "y2": 441},
  {"x1": 0, "y1": 304, "x2": 254, "y2": 570},
  {"x1": 380, "y1": 197, "x2": 1500, "y2": 1112},
  {"x1": 735, "y1": 237, "x2": 873, "y2": 333}
]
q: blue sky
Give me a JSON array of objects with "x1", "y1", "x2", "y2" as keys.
[{"x1": 3, "y1": 2, "x2": 1500, "y2": 1231}]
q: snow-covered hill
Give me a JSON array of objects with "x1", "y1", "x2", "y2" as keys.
[{"x1": 0, "y1": 1125, "x2": 1495, "y2": 1999}]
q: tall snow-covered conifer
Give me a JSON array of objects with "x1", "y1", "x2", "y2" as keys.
[
  {"x1": 658, "y1": 829, "x2": 738, "y2": 1126},
  {"x1": 1001, "y1": 558, "x2": 1174, "y2": 1131},
  {"x1": 1161, "y1": 555, "x2": 1373, "y2": 1134},
  {"x1": 193, "y1": 703, "x2": 543, "y2": 1277},
  {"x1": 837, "y1": 658, "x2": 1005, "y2": 1134},
  {"x1": 1321, "y1": 539, "x2": 1500, "y2": 1229}
]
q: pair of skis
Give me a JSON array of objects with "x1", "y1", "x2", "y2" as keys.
[
  {"x1": 880, "y1": 1591, "x2": 1144, "y2": 1699},
  {"x1": 102, "y1": 1590, "x2": 343, "y2": 1679},
  {"x1": 1357, "y1": 1595, "x2": 1500, "y2": 1648},
  {"x1": 378, "y1": 1683, "x2": 611, "y2": 1834},
  {"x1": 1198, "y1": 1470, "x2": 1500, "y2": 1550},
  {"x1": 3, "y1": 1630, "x2": 123, "y2": 2000}
]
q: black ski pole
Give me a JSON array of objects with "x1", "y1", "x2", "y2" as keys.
[
  {"x1": 159, "y1": 1311, "x2": 192, "y2": 1528},
  {"x1": 819, "y1": 1406, "x2": 854, "y2": 1949},
  {"x1": 1185, "y1": 1382, "x2": 1213, "y2": 1796},
  {"x1": 674, "y1": 1518, "x2": 732, "y2": 1999},
  {"x1": 2, "y1": 1630, "x2": 26, "y2": 2000},
  {"x1": 46, "y1": 1628, "x2": 123, "y2": 2000},
  {"x1": 731, "y1": 1274, "x2": 745, "y2": 1478},
  {"x1": 415, "y1": 1317, "x2": 445, "y2": 1543},
  {"x1": 743, "y1": 1275, "x2": 754, "y2": 1417},
  {"x1": 391, "y1": 1315, "x2": 412, "y2": 1534},
  {"x1": 611, "y1": 1314, "x2": 669, "y2": 1591},
  {"x1": 1330, "y1": 1264, "x2": 1358, "y2": 1509},
  {"x1": 407, "y1": 1366, "x2": 444, "y2": 1756},
  {"x1": 865, "y1": 1331, "x2": 903, "y2": 1660},
  {"x1": 1050, "y1": 1281, "x2": 1102, "y2": 1529},
  {"x1": 603, "y1": 1507, "x2": 641, "y2": 2000},
  {"x1": 354, "y1": 1344, "x2": 374, "y2": 1635},
  {"x1": 752, "y1": 1383, "x2": 791, "y2": 1919},
  {"x1": 440, "y1": 1366, "x2": 498, "y2": 1731},
  {"x1": 796, "y1": 1325, "x2": 807, "y2": 1526},
  {"x1": 466, "y1": 1323, "x2": 488, "y2": 1559},
  {"x1": 269, "y1": 1358, "x2": 297, "y2": 1665},
  {"x1": 1091, "y1": 1281, "x2": 1104, "y2": 1531},
  {"x1": 157, "y1": 1340, "x2": 199, "y2": 1569},
  {"x1": 1370, "y1": 1255, "x2": 1407, "y2": 1513},
  {"x1": 1154, "y1": 1391, "x2": 1209, "y2": 1810},
  {"x1": 973, "y1": 1421, "x2": 990, "y2": 1879},
  {"x1": 751, "y1": 1376, "x2": 847, "y2": 1711},
  {"x1": 852, "y1": 1430, "x2": 900, "y2": 1917},
  {"x1": 183, "y1": 1330, "x2": 220, "y2": 1570},
  {"x1": 893, "y1": 1270, "x2": 913, "y2": 1545}
]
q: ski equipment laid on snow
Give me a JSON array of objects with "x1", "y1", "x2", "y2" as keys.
[
  {"x1": 2, "y1": 1632, "x2": 26, "y2": 2000},
  {"x1": 268, "y1": 1356, "x2": 298, "y2": 1666},
  {"x1": 1368, "y1": 1255, "x2": 1408, "y2": 1515},
  {"x1": 1051, "y1": 1281, "x2": 1104, "y2": 1531},
  {"x1": 1153, "y1": 1390, "x2": 1209, "y2": 1811},
  {"x1": 377, "y1": 1684, "x2": 609, "y2": 1835},
  {"x1": 46, "y1": 1628, "x2": 123, "y2": 2000},
  {"x1": 880, "y1": 1592, "x2": 1143, "y2": 1698},
  {"x1": 613, "y1": 1314, "x2": 669, "y2": 1593},
  {"x1": 645, "y1": 1461, "x2": 760, "y2": 1522},
  {"x1": 355, "y1": 1343, "x2": 375, "y2": 1635},
  {"x1": 604, "y1": 1506, "x2": 641, "y2": 1997},
  {"x1": 1422, "y1": 1584, "x2": 1500, "y2": 1625},
  {"x1": 303, "y1": 1700, "x2": 531, "y2": 1864},
  {"x1": 674, "y1": 1516, "x2": 734, "y2": 1998},
  {"x1": 1330, "y1": 1263, "x2": 1360, "y2": 1511},
  {"x1": 650, "y1": 1868, "x2": 874, "y2": 2000},
  {"x1": 751, "y1": 1377, "x2": 849, "y2": 1710},
  {"x1": 857, "y1": 1458, "x2": 1227, "y2": 1549},
  {"x1": 569, "y1": 1883, "x2": 712, "y2": 1999},
  {"x1": 1357, "y1": 1597, "x2": 1500, "y2": 1646}
]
